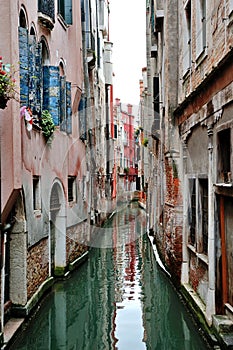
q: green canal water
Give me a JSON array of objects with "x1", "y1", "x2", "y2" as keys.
[{"x1": 12, "y1": 204, "x2": 210, "y2": 350}]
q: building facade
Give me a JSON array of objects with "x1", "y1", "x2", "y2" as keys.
[
  {"x1": 145, "y1": 0, "x2": 233, "y2": 346},
  {"x1": 0, "y1": 0, "x2": 113, "y2": 344}
]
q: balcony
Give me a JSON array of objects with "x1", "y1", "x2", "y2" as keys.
[{"x1": 38, "y1": 0, "x2": 55, "y2": 30}]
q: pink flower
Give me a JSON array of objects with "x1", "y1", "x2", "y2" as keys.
[{"x1": 20, "y1": 106, "x2": 27, "y2": 118}]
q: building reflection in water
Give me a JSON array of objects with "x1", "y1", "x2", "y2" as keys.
[{"x1": 13, "y1": 204, "x2": 208, "y2": 350}]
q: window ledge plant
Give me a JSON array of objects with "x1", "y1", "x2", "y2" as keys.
[
  {"x1": 20, "y1": 107, "x2": 55, "y2": 142},
  {"x1": 0, "y1": 56, "x2": 16, "y2": 109},
  {"x1": 40, "y1": 110, "x2": 55, "y2": 141}
]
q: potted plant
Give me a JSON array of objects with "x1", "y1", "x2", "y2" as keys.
[
  {"x1": 40, "y1": 110, "x2": 55, "y2": 141},
  {"x1": 0, "y1": 56, "x2": 16, "y2": 109}
]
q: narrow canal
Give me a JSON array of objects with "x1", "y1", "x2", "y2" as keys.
[{"x1": 11, "y1": 204, "x2": 210, "y2": 350}]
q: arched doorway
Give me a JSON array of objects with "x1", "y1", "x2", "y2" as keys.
[{"x1": 49, "y1": 181, "x2": 66, "y2": 276}]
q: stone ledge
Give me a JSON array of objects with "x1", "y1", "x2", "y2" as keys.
[
  {"x1": 11, "y1": 276, "x2": 54, "y2": 317},
  {"x1": 213, "y1": 315, "x2": 233, "y2": 333},
  {"x1": 68, "y1": 251, "x2": 89, "y2": 271}
]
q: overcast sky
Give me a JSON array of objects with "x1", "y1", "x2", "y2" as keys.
[{"x1": 109, "y1": 0, "x2": 147, "y2": 107}]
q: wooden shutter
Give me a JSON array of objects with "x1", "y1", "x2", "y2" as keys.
[
  {"x1": 43, "y1": 66, "x2": 60, "y2": 125},
  {"x1": 66, "y1": 81, "x2": 72, "y2": 134},
  {"x1": 18, "y1": 27, "x2": 29, "y2": 106}
]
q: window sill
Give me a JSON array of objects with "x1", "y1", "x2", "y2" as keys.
[
  {"x1": 182, "y1": 67, "x2": 191, "y2": 82},
  {"x1": 57, "y1": 14, "x2": 69, "y2": 30},
  {"x1": 195, "y1": 47, "x2": 207, "y2": 68},
  {"x1": 228, "y1": 11, "x2": 233, "y2": 26},
  {"x1": 187, "y1": 244, "x2": 208, "y2": 265},
  {"x1": 214, "y1": 183, "x2": 233, "y2": 188}
]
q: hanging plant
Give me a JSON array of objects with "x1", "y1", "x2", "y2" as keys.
[
  {"x1": 40, "y1": 110, "x2": 55, "y2": 141},
  {"x1": 0, "y1": 56, "x2": 17, "y2": 109}
]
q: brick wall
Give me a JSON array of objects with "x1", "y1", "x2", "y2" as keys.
[
  {"x1": 27, "y1": 238, "x2": 49, "y2": 300},
  {"x1": 163, "y1": 157, "x2": 183, "y2": 284},
  {"x1": 66, "y1": 221, "x2": 88, "y2": 265}
]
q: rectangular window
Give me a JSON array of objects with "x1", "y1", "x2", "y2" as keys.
[
  {"x1": 196, "y1": 0, "x2": 206, "y2": 58},
  {"x1": 189, "y1": 179, "x2": 196, "y2": 246},
  {"x1": 33, "y1": 176, "x2": 41, "y2": 211},
  {"x1": 68, "y1": 176, "x2": 76, "y2": 202},
  {"x1": 114, "y1": 124, "x2": 118, "y2": 139},
  {"x1": 230, "y1": 0, "x2": 233, "y2": 15},
  {"x1": 200, "y1": 179, "x2": 208, "y2": 254},
  {"x1": 183, "y1": 0, "x2": 192, "y2": 74},
  {"x1": 58, "y1": 0, "x2": 73, "y2": 25},
  {"x1": 217, "y1": 128, "x2": 231, "y2": 183}
]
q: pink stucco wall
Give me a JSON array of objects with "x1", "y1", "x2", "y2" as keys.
[{"x1": 0, "y1": 0, "x2": 84, "y2": 220}]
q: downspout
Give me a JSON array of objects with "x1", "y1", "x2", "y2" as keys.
[
  {"x1": 81, "y1": 0, "x2": 92, "y2": 240},
  {"x1": 181, "y1": 140, "x2": 189, "y2": 284}
]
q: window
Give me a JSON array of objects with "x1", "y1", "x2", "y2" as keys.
[
  {"x1": 188, "y1": 177, "x2": 208, "y2": 255},
  {"x1": 200, "y1": 179, "x2": 208, "y2": 254},
  {"x1": 114, "y1": 124, "x2": 118, "y2": 139},
  {"x1": 189, "y1": 179, "x2": 196, "y2": 246},
  {"x1": 196, "y1": 0, "x2": 206, "y2": 59},
  {"x1": 58, "y1": 0, "x2": 73, "y2": 25},
  {"x1": 217, "y1": 128, "x2": 231, "y2": 183},
  {"x1": 33, "y1": 176, "x2": 41, "y2": 211},
  {"x1": 183, "y1": 0, "x2": 192, "y2": 74},
  {"x1": 38, "y1": 0, "x2": 55, "y2": 23},
  {"x1": 68, "y1": 176, "x2": 76, "y2": 202},
  {"x1": 230, "y1": 0, "x2": 233, "y2": 16}
]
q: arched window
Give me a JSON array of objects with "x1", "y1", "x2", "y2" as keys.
[
  {"x1": 41, "y1": 39, "x2": 50, "y2": 66},
  {"x1": 19, "y1": 8, "x2": 27, "y2": 28}
]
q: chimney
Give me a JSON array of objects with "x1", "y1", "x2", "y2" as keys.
[
  {"x1": 127, "y1": 104, "x2": 132, "y2": 115},
  {"x1": 115, "y1": 98, "x2": 120, "y2": 106}
]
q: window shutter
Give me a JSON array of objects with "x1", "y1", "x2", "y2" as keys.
[
  {"x1": 78, "y1": 96, "x2": 87, "y2": 140},
  {"x1": 196, "y1": 0, "x2": 202, "y2": 58},
  {"x1": 65, "y1": 0, "x2": 73, "y2": 25},
  {"x1": 29, "y1": 37, "x2": 36, "y2": 111},
  {"x1": 153, "y1": 76, "x2": 160, "y2": 130},
  {"x1": 60, "y1": 76, "x2": 66, "y2": 131},
  {"x1": 18, "y1": 27, "x2": 29, "y2": 106},
  {"x1": 66, "y1": 81, "x2": 72, "y2": 134},
  {"x1": 43, "y1": 66, "x2": 60, "y2": 125},
  {"x1": 35, "y1": 43, "x2": 42, "y2": 113}
]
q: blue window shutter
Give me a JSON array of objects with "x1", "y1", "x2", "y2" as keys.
[
  {"x1": 66, "y1": 81, "x2": 72, "y2": 134},
  {"x1": 65, "y1": 0, "x2": 73, "y2": 25},
  {"x1": 60, "y1": 76, "x2": 66, "y2": 131},
  {"x1": 28, "y1": 37, "x2": 37, "y2": 112},
  {"x1": 18, "y1": 26, "x2": 29, "y2": 106},
  {"x1": 78, "y1": 96, "x2": 87, "y2": 140},
  {"x1": 43, "y1": 66, "x2": 59, "y2": 125},
  {"x1": 35, "y1": 43, "x2": 42, "y2": 113}
]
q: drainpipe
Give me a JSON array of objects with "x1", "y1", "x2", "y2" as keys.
[
  {"x1": 206, "y1": 125, "x2": 215, "y2": 325},
  {"x1": 181, "y1": 140, "x2": 189, "y2": 284},
  {"x1": 1, "y1": 232, "x2": 6, "y2": 333}
]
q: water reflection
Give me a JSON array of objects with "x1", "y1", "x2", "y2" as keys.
[{"x1": 13, "y1": 204, "x2": 208, "y2": 350}]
